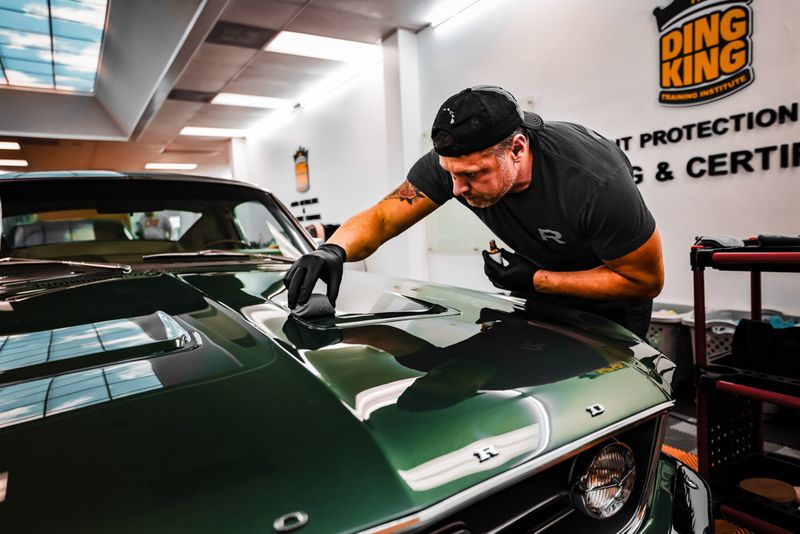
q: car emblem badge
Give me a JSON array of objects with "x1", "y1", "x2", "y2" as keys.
[
  {"x1": 474, "y1": 445, "x2": 500, "y2": 463},
  {"x1": 586, "y1": 404, "x2": 605, "y2": 417},
  {"x1": 273, "y1": 511, "x2": 309, "y2": 532}
]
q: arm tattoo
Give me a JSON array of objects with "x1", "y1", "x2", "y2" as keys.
[{"x1": 384, "y1": 180, "x2": 427, "y2": 205}]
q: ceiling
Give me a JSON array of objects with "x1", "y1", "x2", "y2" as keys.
[{"x1": 0, "y1": 0, "x2": 454, "y2": 176}]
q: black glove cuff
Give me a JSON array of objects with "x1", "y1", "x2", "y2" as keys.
[{"x1": 319, "y1": 243, "x2": 346, "y2": 262}]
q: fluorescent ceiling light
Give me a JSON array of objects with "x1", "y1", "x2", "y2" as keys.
[
  {"x1": 0, "y1": 159, "x2": 28, "y2": 167},
  {"x1": 180, "y1": 126, "x2": 246, "y2": 138},
  {"x1": 265, "y1": 31, "x2": 381, "y2": 63},
  {"x1": 212, "y1": 93, "x2": 294, "y2": 109},
  {"x1": 0, "y1": 142, "x2": 21, "y2": 151},
  {"x1": 428, "y1": 0, "x2": 482, "y2": 27},
  {"x1": 145, "y1": 163, "x2": 198, "y2": 171}
]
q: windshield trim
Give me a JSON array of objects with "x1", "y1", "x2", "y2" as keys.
[{"x1": 268, "y1": 189, "x2": 317, "y2": 255}]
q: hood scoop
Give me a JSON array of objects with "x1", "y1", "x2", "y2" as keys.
[
  {"x1": 0, "y1": 311, "x2": 193, "y2": 384},
  {"x1": 269, "y1": 289, "x2": 459, "y2": 329}
]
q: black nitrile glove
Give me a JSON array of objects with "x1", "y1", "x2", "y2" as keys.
[
  {"x1": 482, "y1": 248, "x2": 538, "y2": 292},
  {"x1": 284, "y1": 243, "x2": 346, "y2": 308}
]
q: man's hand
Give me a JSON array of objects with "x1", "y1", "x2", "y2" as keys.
[
  {"x1": 482, "y1": 249, "x2": 539, "y2": 292},
  {"x1": 284, "y1": 243, "x2": 346, "y2": 308}
]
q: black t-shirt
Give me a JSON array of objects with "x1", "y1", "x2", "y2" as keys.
[{"x1": 408, "y1": 120, "x2": 656, "y2": 272}]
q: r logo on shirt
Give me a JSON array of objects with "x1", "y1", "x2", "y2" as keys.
[{"x1": 539, "y1": 228, "x2": 566, "y2": 244}]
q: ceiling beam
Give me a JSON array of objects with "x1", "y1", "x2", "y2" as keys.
[{"x1": 131, "y1": 0, "x2": 231, "y2": 141}]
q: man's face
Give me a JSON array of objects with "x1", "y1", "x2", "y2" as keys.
[{"x1": 439, "y1": 148, "x2": 517, "y2": 208}]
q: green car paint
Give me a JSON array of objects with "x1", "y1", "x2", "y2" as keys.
[
  {"x1": 0, "y1": 174, "x2": 706, "y2": 533},
  {"x1": 0, "y1": 265, "x2": 675, "y2": 532}
]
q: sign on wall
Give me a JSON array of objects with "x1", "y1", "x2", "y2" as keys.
[
  {"x1": 294, "y1": 146, "x2": 310, "y2": 192},
  {"x1": 654, "y1": 0, "x2": 754, "y2": 106},
  {"x1": 615, "y1": 102, "x2": 798, "y2": 183},
  {"x1": 290, "y1": 198, "x2": 321, "y2": 222},
  {"x1": 608, "y1": 0, "x2": 800, "y2": 185}
]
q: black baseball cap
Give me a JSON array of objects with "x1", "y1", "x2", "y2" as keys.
[{"x1": 431, "y1": 85, "x2": 544, "y2": 157}]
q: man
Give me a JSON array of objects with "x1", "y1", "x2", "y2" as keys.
[
  {"x1": 135, "y1": 211, "x2": 172, "y2": 240},
  {"x1": 284, "y1": 86, "x2": 663, "y2": 338}
]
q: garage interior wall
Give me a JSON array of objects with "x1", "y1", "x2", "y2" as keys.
[
  {"x1": 243, "y1": 63, "x2": 419, "y2": 279},
  {"x1": 242, "y1": 0, "x2": 800, "y2": 315}
]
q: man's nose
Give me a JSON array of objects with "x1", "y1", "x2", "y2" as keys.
[{"x1": 452, "y1": 176, "x2": 469, "y2": 196}]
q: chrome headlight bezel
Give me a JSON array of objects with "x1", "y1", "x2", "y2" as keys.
[{"x1": 570, "y1": 442, "x2": 637, "y2": 519}]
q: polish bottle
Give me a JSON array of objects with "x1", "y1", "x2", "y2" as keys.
[{"x1": 487, "y1": 240, "x2": 504, "y2": 265}]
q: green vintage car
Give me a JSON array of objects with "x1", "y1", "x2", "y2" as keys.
[{"x1": 0, "y1": 172, "x2": 711, "y2": 533}]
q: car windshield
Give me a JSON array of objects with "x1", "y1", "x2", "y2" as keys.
[{"x1": 0, "y1": 177, "x2": 313, "y2": 264}]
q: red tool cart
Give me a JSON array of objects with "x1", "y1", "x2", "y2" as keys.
[{"x1": 691, "y1": 236, "x2": 800, "y2": 534}]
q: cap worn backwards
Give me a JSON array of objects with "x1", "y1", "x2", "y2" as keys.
[{"x1": 431, "y1": 85, "x2": 543, "y2": 157}]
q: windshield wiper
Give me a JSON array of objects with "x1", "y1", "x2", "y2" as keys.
[
  {"x1": 0, "y1": 257, "x2": 132, "y2": 273},
  {"x1": 142, "y1": 250, "x2": 294, "y2": 262},
  {"x1": 0, "y1": 258, "x2": 132, "y2": 295}
]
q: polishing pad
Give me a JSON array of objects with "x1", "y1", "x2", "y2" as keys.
[{"x1": 291, "y1": 293, "x2": 336, "y2": 318}]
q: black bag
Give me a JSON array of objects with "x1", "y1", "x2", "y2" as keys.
[
  {"x1": 731, "y1": 319, "x2": 800, "y2": 379},
  {"x1": 756, "y1": 234, "x2": 800, "y2": 247}
]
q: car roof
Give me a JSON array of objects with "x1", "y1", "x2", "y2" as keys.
[{"x1": 0, "y1": 170, "x2": 270, "y2": 192}]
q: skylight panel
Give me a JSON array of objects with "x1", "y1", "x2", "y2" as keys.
[
  {"x1": 0, "y1": 29, "x2": 51, "y2": 51},
  {"x1": 51, "y1": 0, "x2": 106, "y2": 27},
  {"x1": 5, "y1": 68, "x2": 52, "y2": 89},
  {"x1": 0, "y1": 0, "x2": 49, "y2": 14},
  {"x1": 55, "y1": 72, "x2": 92, "y2": 92},
  {"x1": 0, "y1": 7, "x2": 50, "y2": 35},
  {"x1": 2, "y1": 45, "x2": 49, "y2": 63},
  {"x1": 0, "y1": 0, "x2": 108, "y2": 94}
]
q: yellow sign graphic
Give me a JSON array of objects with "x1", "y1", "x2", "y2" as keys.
[{"x1": 654, "y1": 0, "x2": 754, "y2": 106}]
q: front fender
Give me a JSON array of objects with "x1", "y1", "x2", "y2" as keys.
[{"x1": 638, "y1": 453, "x2": 713, "y2": 534}]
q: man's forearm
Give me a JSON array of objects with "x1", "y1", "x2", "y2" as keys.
[
  {"x1": 325, "y1": 181, "x2": 439, "y2": 262},
  {"x1": 327, "y1": 208, "x2": 389, "y2": 262},
  {"x1": 534, "y1": 265, "x2": 663, "y2": 300}
]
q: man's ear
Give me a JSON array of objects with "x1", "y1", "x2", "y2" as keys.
[{"x1": 511, "y1": 134, "x2": 526, "y2": 160}]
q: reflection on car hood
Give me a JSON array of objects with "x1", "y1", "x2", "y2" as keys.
[{"x1": 0, "y1": 267, "x2": 673, "y2": 532}]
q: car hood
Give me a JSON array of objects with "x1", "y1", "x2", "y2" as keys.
[{"x1": 0, "y1": 267, "x2": 673, "y2": 532}]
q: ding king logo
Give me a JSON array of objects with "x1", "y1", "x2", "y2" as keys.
[{"x1": 654, "y1": 0, "x2": 754, "y2": 106}]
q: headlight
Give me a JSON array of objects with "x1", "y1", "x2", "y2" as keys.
[{"x1": 570, "y1": 442, "x2": 636, "y2": 519}]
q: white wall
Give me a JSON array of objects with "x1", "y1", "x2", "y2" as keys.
[
  {"x1": 244, "y1": 64, "x2": 413, "y2": 278},
  {"x1": 416, "y1": 0, "x2": 800, "y2": 315}
]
